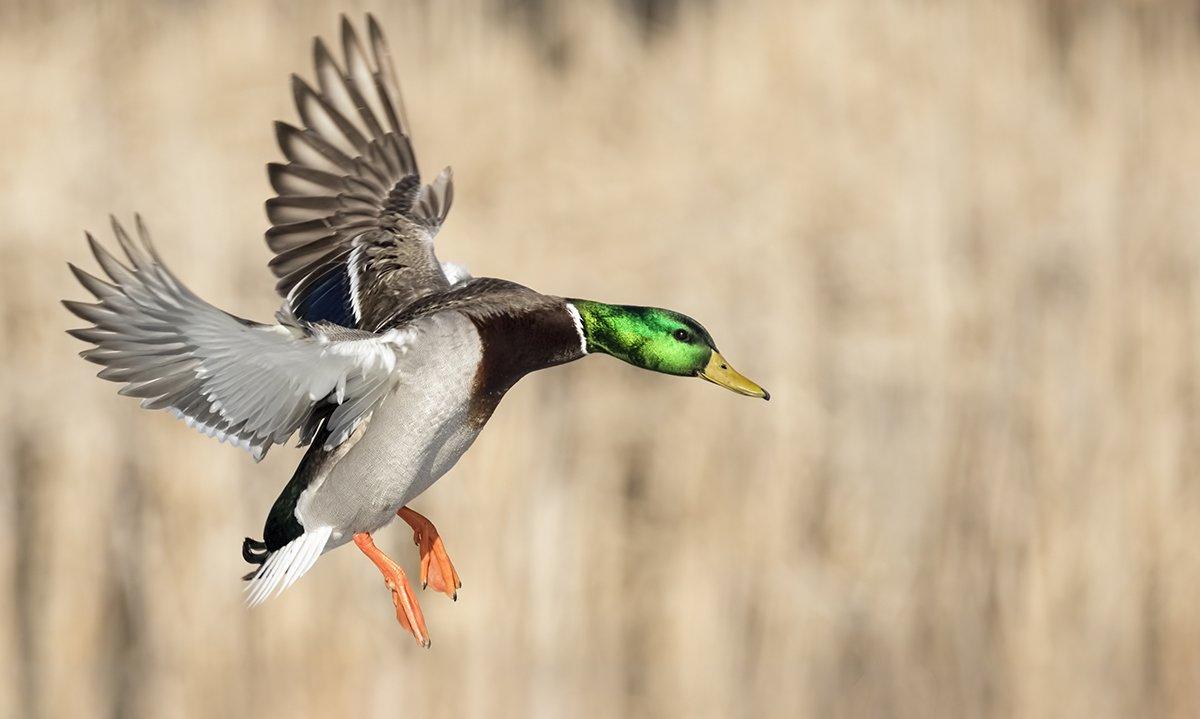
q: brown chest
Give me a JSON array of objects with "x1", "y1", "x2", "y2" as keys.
[{"x1": 466, "y1": 303, "x2": 584, "y2": 426}]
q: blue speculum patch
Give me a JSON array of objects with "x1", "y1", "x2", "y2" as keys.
[{"x1": 293, "y1": 262, "x2": 356, "y2": 327}]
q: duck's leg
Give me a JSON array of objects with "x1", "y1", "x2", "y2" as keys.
[
  {"x1": 353, "y1": 532, "x2": 430, "y2": 647},
  {"x1": 397, "y1": 506, "x2": 462, "y2": 600}
]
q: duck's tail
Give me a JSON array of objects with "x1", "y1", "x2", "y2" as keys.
[
  {"x1": 242, "y1": 527, "x2": 334, "y2": 606},
  {"x1": 241, "y1": 537, "x2": 269, "y2": 580}
]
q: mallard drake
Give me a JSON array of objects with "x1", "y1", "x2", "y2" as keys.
[{"x1": 63, "y1": 14, "x2": 767, "y2": 647}]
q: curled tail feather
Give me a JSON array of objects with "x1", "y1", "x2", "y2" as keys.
[{"x1": 241, "y1": 537, "x2": 269, "y2": 580}]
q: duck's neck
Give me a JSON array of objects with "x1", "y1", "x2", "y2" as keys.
[
  {"x1": 469, "y1": 298, "x2": 588, "y2": 410},
  {"x1": 566, "y1": 299, "x2": 636, "y2": 360}
]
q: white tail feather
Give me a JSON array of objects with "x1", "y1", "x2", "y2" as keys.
[{"x1": 245, "y1": 527, "x2": 333, "y2": 607}]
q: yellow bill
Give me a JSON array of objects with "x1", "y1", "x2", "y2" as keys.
[{"x1": 698, "y1": 351, "x2": 770, "y2": 400}]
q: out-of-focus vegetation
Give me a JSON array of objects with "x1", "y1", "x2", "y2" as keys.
[{"x1": 3, "y1": 0, "x2": 1200, "y2": 716}]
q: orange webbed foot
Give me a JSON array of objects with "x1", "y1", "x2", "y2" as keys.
[
  {"x1": 397, "y1": 506, "x2": 462, "y2": 600},
  {"x1": 353, "y1": 532, "x2": 430, "y2": 648}
]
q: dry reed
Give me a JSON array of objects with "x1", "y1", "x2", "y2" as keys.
[{"x1": 2, "y1": 0, "x2": 1200, "y2": 716}]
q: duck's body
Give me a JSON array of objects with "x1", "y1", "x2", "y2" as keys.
[
  {"x1": 261, "y1": 281, "x2": 583, "y2": 562},
  {"x1": 64, "y1": 15, "x2": 767, "y2": 647},
  {"x1": 303, "y1": 310, "x2": 485, "y2": 548}
]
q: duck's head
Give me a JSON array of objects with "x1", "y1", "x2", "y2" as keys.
[{"x1": 567, "y1": 299, "x2": 769, "y2": 400}]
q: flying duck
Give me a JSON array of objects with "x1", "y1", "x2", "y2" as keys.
[{"x1": 63, "y1": 15, "x2": 768, "y2": 647}]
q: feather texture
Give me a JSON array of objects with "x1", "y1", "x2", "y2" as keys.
[
  {"x1": 267, "y1": 14, "x2": 457, "y2": 332},
  {"x1": 245, "y1": 526, "x2": 334, "y2": 606},
  {"x1": 64, "y1": 216, "x2": 414, "y2": 460}
]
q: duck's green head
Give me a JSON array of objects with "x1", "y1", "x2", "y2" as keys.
[{"x1": 567, "y1": 299, "x2": 769, "y2": 400}]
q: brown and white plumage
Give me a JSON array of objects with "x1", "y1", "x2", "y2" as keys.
[{"x1": 267, "y1": 14, "x2": 457, "y2": 332}]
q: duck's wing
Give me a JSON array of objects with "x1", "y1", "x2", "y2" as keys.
[
  {"x1": 65, "y1": 217, "x2": 411, "y2": 461},
  {"x1": 267, "y1": 14, "x2": 463, "y2": 333}
]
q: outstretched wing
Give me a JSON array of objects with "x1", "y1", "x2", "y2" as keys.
[
  {"x1": 267, "y1": 14, "x2": 457, "y2": 332},
  {"x1": 64, "y1": 217, "x2": 411, "y2": 461}
]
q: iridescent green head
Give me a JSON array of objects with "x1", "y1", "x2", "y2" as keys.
[{"x1": 567, "y1": 299, "x2": 769, "y2": 400}]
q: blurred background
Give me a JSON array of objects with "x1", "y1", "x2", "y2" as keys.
[{"x1": 3, "y1": 0, "x2": 1200, "y2": 716}]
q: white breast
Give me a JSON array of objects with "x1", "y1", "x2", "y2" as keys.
[{"x1": 295, "y1": 313, "x2": 484, "y2": 547}]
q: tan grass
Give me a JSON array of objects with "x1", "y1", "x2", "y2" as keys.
[{"x1": 2, "y1": 0, "x2": 1200, "y2": 716}]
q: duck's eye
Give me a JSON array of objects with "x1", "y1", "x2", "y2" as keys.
[{"x1": 673, "y1": 329, "x2": 691, "y2": 342}]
